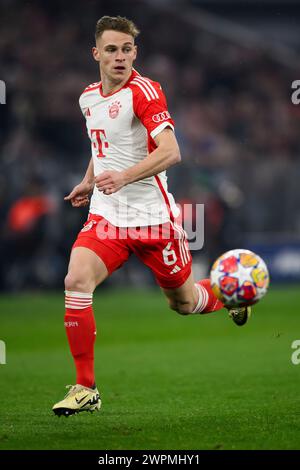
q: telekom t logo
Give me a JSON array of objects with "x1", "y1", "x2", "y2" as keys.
[
  {"x1": 0, "y1": 340, "x2": 6, "y2": 364},
  {"x1": 90, "y1": 129, "x2": 108, "y2": 158}
]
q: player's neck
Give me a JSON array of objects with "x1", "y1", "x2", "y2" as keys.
[{"x1": 101, "y1": 72, "x2": 132, "y2": 96}]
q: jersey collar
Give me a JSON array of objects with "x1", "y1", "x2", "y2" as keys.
[{"x1": 99, "y1": 69, "x2": 139, "y2": 98}]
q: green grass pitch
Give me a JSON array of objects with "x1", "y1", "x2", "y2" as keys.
[{"x1": 0, "y1": 286, "x2": 299, "y2": 450}]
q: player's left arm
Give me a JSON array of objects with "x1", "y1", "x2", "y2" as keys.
[
  {"x1": 123, "y1": 128, "x2": 181, "y2": 184},
  {"x1": 95, "y1": 128, "x2": 181, "y2": 195}
]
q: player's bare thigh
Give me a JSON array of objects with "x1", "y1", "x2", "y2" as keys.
[
  {"x1": 64, "y1": 247, "x2": 108, "y2": 293},
  {"x1": 161, "y1": 272, "x2": 198, "y2": 315}
]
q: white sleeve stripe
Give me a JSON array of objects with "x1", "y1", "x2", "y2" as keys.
[
  {"x1": 133, "y1": 77, "x2": 156, "y2": 100},
  {"x1": 131, "y1": 80, "x2": 151, "y2": 101},
  {"x1": 133, "y1": 77, "x2": 159, "y2": 100},
  {"x1": 138, "y1": 77, "x2": 160, "y2": 99},
  {"x1": 150, "y1": 122, "x2": 174, "y2": 139}
]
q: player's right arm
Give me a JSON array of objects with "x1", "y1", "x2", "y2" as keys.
[
  {"x1": 66, "y1": 83, "x2": 102, "y2": 207},
  {"x1": 64, "y1": 157, "x2": 94, "y2": 208}
]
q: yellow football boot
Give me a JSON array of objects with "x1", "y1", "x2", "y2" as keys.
[
  {"x1": 52, "y1": 384, "x2": 101, "y2": 417},
  {"x1": 228, "y1": 305, "x2": 251, "y2": 326}
]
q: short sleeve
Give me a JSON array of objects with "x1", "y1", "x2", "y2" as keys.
[
  {"x1": 131, "y1": 80, "x2": 175, "y2": 139},
  {"x1": 79, "y1": 82, "x2": 100, "y2": 118}
]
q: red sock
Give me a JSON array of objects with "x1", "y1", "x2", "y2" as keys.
[
  {"x1": 194, "y1": 278, "x2": 224, "y2": 314},
  {"x1": 64, "y1": 291, "x2": 96, "y2": 388}
]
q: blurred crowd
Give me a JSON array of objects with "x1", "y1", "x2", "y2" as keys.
[{"x1": 1, "y1": 0, "x2": 299, "y2": 290}]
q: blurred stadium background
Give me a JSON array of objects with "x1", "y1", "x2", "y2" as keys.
[
  {"x1": 1, "y1": 0, "x2": 300, "y2": 451},
  {"x1": 1, "y1": 0, "x2": 300, "y2": 291}
]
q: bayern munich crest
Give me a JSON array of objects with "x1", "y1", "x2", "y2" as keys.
[{"x1": 109, "y1": 101, "x2": 122, "y2": 119}]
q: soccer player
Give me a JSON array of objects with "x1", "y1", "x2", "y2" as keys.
[{"x1": 52, "y1": 16, "x2": 250, "y2": 417}]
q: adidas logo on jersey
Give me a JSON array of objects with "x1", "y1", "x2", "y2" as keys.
[{"x1": 170, "y1": 265, "x2": 181, "y2": 274}]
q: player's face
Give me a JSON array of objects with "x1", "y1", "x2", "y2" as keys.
[{"x1": 93, "y1": 30, "x2": 137, "y2": 83}]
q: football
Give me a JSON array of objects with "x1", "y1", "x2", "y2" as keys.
[{"x1": 210, "y1": 248, "x2": 269, "y2": 308}]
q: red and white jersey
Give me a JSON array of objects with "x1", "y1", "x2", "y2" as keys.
[{"x1": 79, "y1": 69, "x2": 180, "y2": 227}]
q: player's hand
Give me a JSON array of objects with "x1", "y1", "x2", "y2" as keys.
[
  {"x1": 95, "y1": 170, "x2": 126, "y2": 195},
  {"x1": 64, "y1": 181, "x2": 94, "y2": 207}
]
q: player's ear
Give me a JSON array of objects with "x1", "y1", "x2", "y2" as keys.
[
  {"x1": 92, "y1": 47, "x2": 100, "y2": 62},
  {"x1": 133, "y1": 45, "x2": 137, "y2": 61}
]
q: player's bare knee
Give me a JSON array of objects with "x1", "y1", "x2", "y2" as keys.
[{"x1": 64, "y1": 272, "x2": 92, "y2": 293}]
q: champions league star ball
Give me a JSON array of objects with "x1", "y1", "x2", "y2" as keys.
[{"x1": 210, "y1": 249, "x2": 270, "y2": 308}]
